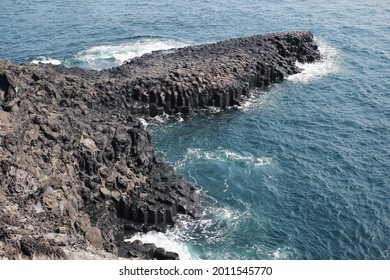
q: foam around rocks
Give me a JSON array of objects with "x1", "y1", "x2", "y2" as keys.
[{"x1": 0, "y1": 31, "x2": 320, "y2": 259}]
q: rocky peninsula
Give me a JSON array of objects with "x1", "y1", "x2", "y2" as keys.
[{"x1": 0, "y1": 31, "x2": 320, "y2": 259}]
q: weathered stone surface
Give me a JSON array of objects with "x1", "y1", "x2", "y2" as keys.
[
  {"x1": 0, "y1": 31, "x2": 320, "y2": 259},
  {"x1": 84, "y1": 227, "x2": 103, "y2": 249}
]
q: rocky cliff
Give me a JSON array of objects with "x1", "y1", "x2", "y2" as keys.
[{"x1": 0, "y1": 31, "x2": 320, "y2": 259}]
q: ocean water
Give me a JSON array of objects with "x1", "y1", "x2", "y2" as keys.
[{"x1": 1, "y1": 0, "x2": 389, "y2": 260}]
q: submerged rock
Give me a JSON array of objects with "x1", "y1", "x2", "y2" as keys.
[{"x1": 0, "y1": 31, "x2": 320, "y2": 259}]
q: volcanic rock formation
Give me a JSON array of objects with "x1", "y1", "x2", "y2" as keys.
[{"x1": 0, "y1": 31, "x2": 320, "y2": 259}]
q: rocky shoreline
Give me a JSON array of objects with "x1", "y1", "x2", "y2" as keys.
[{"x1": 0, "y1": 31, "x2": 320, "y2": 259}]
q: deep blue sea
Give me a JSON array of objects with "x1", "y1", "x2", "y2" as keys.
[{"x1": 1, "y1": 0, "x2": 389, "y2": 260}]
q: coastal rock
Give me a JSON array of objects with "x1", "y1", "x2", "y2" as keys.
[
  {"x1": 118, "y1": 240, "x2": 180, "y2": 260},
  {"x1": 84, "y1": 227, "x2": 103, "y2": 249},
  {"x1": 0, "y1": 31, "x2": 320, "y2": 259},
  {"x1": 104, "y1": 31, "x2": 320, "y2": 116}
]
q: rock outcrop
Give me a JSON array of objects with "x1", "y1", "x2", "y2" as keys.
[
  {"x1": 118, "y1": 239, "x2": 180, "y2": 260},
  {"x1": 105, "y1": 31, "x2": 320, "y2": 116},
  {"x1": 0, "y1": 31, "x2": 320, "y2": 259}
]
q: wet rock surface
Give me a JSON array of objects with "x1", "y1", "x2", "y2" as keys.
[
  {"x1": 118, "y1": 240, "x2": 179, "y2": 260},
  {"x1": 0, "y1": 32, "x2": 320, "y2": 259}
]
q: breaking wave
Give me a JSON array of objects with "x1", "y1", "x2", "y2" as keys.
[
  {"x1": 73, "y1": 37, "x2": 189, "y2": 70},
  {"x1": 287, "y1": 38, "x2": 340, "y2": 84},
  {"x1": 30, "y1": 56, "x2": 62, "y2": 65}
]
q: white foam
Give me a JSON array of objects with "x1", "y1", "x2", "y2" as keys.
[
  {"x1": 30, "y1": 56, "x2": 62, "y2": 65},
  {"x1": 123, "y1": 202, "x2": 250, "y2": 260},
  {"x1": 125, "y1": 230, "x2": 194, "y2": 260},
  {"x1": 174, "y1": 204, "x2": 249, "y2": 247},
  {"x1": 137, "y1": 118, "x2": 148, "y2": 128},
  {"x1": 75, "y1": 38, "x2": 188, "y2": 70},
  {"x1": 224, "y1": 150, "x2": 253, "y2": 161},
  {"x1": 239, "y1": 89, "x2": 278, "y2": 112},
  {"x1": 271, "y1": 246, "x2": 292, "y2": 260},
  {"x1": 181, "y1": 148, "x2": 272, "y2": 168},
  {"x1": 287, "y1": 38, "x2": 340, "y2": 84},
  {"x1": 153, "y1": 114, "x2": 171, "y2": 124},
  {"x1": 255, "y1": 157, "x2": 273, "y2": 167}
]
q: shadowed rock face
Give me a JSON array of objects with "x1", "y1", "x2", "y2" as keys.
[{"x1": 0, "y1": 31, "x2": 320, "y2": 259}]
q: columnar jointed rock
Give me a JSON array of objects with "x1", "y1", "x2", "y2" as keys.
[
  {"x1": 105, "y1": 31, "x2": 320, "y2": 116},
  {"x1": 0, "y1": 60, "x2": 199, "y2": 259},
  {"x1": 0, "y1": 31, "x2": 320, "y2": 259}
]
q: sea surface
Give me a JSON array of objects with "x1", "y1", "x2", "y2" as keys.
[{"x1": 1, "y1": 0, "x2": 389, "y2": 260}]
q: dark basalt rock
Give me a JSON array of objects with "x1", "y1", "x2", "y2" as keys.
[
  {"x1": 0, "y1": 31, "x2": 320, "y2": 259},
  {"x1": 104, "y1": 31, "x2": 320, "y2": 116},
  {"x1": 118, "y1": 240, "x2": 180, "y2": 260}
]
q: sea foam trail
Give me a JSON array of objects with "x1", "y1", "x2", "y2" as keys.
[{"x1": 179, "y1": 148, "x2": 272, "y2": 166}]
